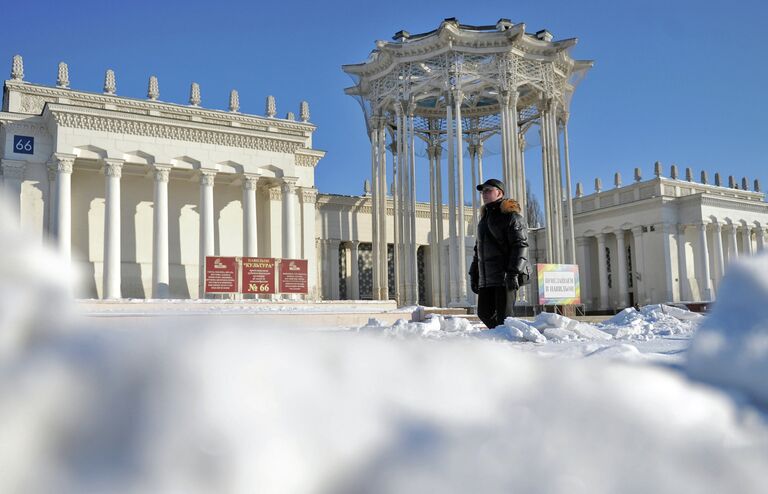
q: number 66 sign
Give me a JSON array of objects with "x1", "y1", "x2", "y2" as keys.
[{"x1": 13, "y1": 135, "x2": 34, "y2": 155}]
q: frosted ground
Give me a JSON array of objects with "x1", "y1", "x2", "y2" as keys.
[{"x1": 1, "y1": 208, "x2": 768, "y2": 494}]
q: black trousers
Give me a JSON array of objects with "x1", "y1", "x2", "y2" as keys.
[{"x1": 476, "y1": 286, "x2": 516, "y2": 329}]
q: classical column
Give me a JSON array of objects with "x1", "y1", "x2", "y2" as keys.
[
  {"x1": 282, "y1": 177, "x2": 299, "y2": 259},
  {"x1": 152, "y1": 165, "x2": 171, "y2": 298},
  {"x1": 407, "y1": 108, "x2": 418, "y2": 304},
  {"x1": 377, "y1": 123, "x2": 388, "y2": 301},
  {"x1": 660, "y1": 224, "x2": 676, "y2": 303},
  {"x1": 102, "y1": 158, "x2": 124, "y2": 299},
  {"x1": 596, "y1": 233, "x2": 609, "y2": 310},
  {"x1": 469, "y1": 143, "x2": 478, "y2": 233},
  {"x1": 539, "y1": 102, "x2": 553, "y2": 262},
  {"x1": 53, "y1": 154, "x2": 75, "y2": 260},
  {"x1": 756, "y1": 225, "x2": 766, "y2": 252},
  {"x1": 350, "y1": 240, "x2": 360, "y2": 300},
  {"x1": 696, "y1": 223, "x2": 713, "y2": 300},
  {"x1": 199, "y1": 169, "x2": 216, "y2": 296},
  {"x1": 712, "y1": 222, "x2": 725, "y2": 288},
  {"x1": 742, "y1": 225, "x2": 754, "y2": 256},
  {"x1": 454, "y1": 89, "x2": 468, "y2": 304},
  {"x1": 242, "y1": 174, "x2": 259, "y2": 257},
  {"x1": 46, "y1": 164, "x2": 57, "y2": 238},
  {"x1": 498, "y1": 91, "x2": 511, "y2": 189},
  {"x1": 676, "y1": 224, "x2": 689, "y2": 301},
  {"x1": 369, "y1": 120, "x2": 380, "y2": 299},
  {"x1": 728, "y1": 223, "x2": 739, "y2": 261},
  {"x1": 299, "y1": 187, "x2": 319, "y2": 300},
  {"x1": 329, "y1": 239, "x2": 341, "y2": 300},
  {"x1": 434, "y1": 144, "x2": 445, "y2": 306},
  {"x1": 575, "y1": 236, "x2": 590, "y2": 309},
  {"x1": 562, "y1": 115, "x2": 576, "y2": 264},
  {"x1": 445, "y1": 94, "x2": 457, "y2": 304},
  {"x1": 1, "y1": 159, "x2": 25, "y2": 222},
  {"x1": 631, "y1": 226, "x2": 645, "y2": 305},
  {"x1": 616, "y1": 229, "x2": 628, "y2": 309}
]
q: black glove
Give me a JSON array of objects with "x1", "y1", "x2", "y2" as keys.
[{"x1": 505, "y1": 272, "x2": 519, "y2": 291}]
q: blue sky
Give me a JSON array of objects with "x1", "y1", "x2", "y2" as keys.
[{"x1": 2, "y1": 0, "x2": 766, "y2": 203}]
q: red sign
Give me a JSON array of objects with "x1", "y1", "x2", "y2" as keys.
[
  {"x1": 204, "y1": 257, "x2": 238, "y2": 293},
  {"x1": 242, "y1": 257, "x2": 276, "y2": 294},
  {"x1": 279, "y1": 259, "x2": 308, "y2": 294}
]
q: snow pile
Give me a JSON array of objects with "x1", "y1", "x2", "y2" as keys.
[
  {"x1": 4, "y1": 324, "x2": 768, "y2": 494},
  {"x1": 687, "y1": 253, "x2": 768, "y2": 407},
  {"x1": 0, "y1": 201, "x2": 76, "y2": 359},
  {"x1": 363, "y1": 307, "x2": 699, "y2": 345},
  {"x1": 599, "y1": 305, "x2": 702, "y2": 340}
]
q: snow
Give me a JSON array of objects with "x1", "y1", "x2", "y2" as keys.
[
  {"x1": 687, "y1": 253, "x2": 768, "y2": 407},
  {"x1": 1, "y1": 207, "x2": 768, "y2": 494}
]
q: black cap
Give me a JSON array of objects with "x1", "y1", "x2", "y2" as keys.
[{"x1": 476, "y1": 178, "x2": 504, "y2": 193}]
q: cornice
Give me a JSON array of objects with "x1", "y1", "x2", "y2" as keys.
[
  {"x1": 44, "y1": 104, "x2": 306, "y2": 154},
  {"x1": 294, "y1": 148, "x2": 326, "y2": 168},
  {"x1": 4, "y1": 80, "x2": 316, "y2": 134}
]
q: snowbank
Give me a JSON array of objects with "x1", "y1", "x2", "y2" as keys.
[
  {"x1": 687, "y1": 253, "x2": 768, "y2": 407},
  {"x1": 364, "y1": 305, "x2": 699, "y2": 345}
]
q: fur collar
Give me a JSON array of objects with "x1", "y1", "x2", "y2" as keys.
[{"x1": 481, "y1": 198, "x2": 522, "y2": 215}]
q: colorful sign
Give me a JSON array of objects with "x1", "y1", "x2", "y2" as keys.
[
  {"x1": 537, "y1": 264, "x2": 580, "y2": 305},
  {"x1": 241, "y1": 257, "x2": 276, "y2": 294},
  {"x1": 204, "y1": 256, "x2": 238, "y2": 293},
  {"x1": 279, "y1": 259, "x2": 308, "y2": 294}
]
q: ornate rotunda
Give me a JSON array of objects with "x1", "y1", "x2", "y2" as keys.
[{"x1": 343, "y1": 18, "x2": 593, "y2": 306}]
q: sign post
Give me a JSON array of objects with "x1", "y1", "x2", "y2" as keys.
[
  {"x1": 204, "y1": 257, "x2": 238, "y2": 295},
  {"x1": 241, "y1": 257, "x2": 276, "y2": 295},
  {"x1": 536, "y1": 264, "x2": 582, "y2": 315},
  {"x1": 279, "y1": 259, "x2": 308, "y2": 294}
]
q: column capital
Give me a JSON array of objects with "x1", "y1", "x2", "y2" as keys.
[
  {"x1": 575, "y1": 236, "x2": 589, "y2": 247},
  {"x1": 711, "y1": 221, "x2": 723, "y2": 232},
  {"x1": 299, "y1": 186, "x2": 318, "y2": 204},
  {"x1": 695, "y1": 222, "x2": 708, "y2": 232},
  {"x1": 153, "y1": 164, "x2": 172, "y2": 183},
  {"x1": 52, "y1": 153, "x2": 76, "y2": 173},
  {"x1": 677, "y1": 223, "x2": 689, "y2": 234},
  {"x1": 281, "y1": 176, "x2": 299, "y2": 194},
  {"x1": 199, "y1": 168, "x2": 217, "y2": 186},
  {"x1": 242, "y1": 174, "x2": 260, "y2": 191},
  {"x1": 595, "y1": 232, "x2": 606, "y2": 242},
  {"x1": 102, "y1": 158, "x2": 124, "y2": 178},
  {"x1": 631, "y1": 225, "x2": 644, "y2": 235}
]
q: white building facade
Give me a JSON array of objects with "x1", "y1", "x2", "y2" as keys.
[
  {"x1": 317, "y1": 166, "x2": 768, "y2": 312},
  {"x1": 1, "y1": 58, "x2": 324, "y2": 299}
]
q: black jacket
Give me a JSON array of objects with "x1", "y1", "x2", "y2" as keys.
[{"x1": 469, "y1": 198, "x2": 530, "y2": 289}]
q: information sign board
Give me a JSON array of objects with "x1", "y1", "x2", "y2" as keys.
[
  {"x1": 279, "y1": 259, "x2": 308, "y2": 294},
  {"x1": 204, "y1": 257, "x2": 238, "y2": 293},
  {"x1": 241, "y1": 257, "x2": 276, "y2": 294},
  {"x1": 537, "y1": 264, "x2": 581, "y2": 305}
]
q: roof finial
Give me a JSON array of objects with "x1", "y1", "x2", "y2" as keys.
[
  {"x1": 300, "y1": 101, "x2": 310, "y2": 122},
  {"x1": 364, "y1": 179, "x2": 371, "y2": 195},
  {"x1": 189, "y1": 82, "x2": 201, "y2": 106},
  {"x1": 700, "y1": 170, "x2": 708, "y2": 185},
  {"x1": 11, "y1": 54, "x2": 24, "y2": 81},
  {"x1": 57, "y1": 62, "x2": 70, "y2": 88},
  {"x1": 728, "y1": 175, "x2": 736, "y2": 188},
  {"x1": 103, "y1": 69, "x2": 116, "y2": 95},
  {"x1": 670, "y1": 164, "x2": 679, "y2": 180},
  {"x1": 266, "y1": 95, "x2": 276, "y2": 118},
  {"x1": 755, "y1": 179, "x2": 761, "y2": 193},
  {"x1": 742, "y1": 177, "x2": 749, "y2": 190},
  {"x1": 594, "y1": 177, "x2": 602, "y2": 193},
  {"x1": 685, "y1": 167, "x2": 693, "y2": 181},
  {"x1": 286, "y1": 111, "x2": 295, "y2": 121},
  {"x1": 575, "y1": 182, "x2": 583, "y2": 197},
  {"x1": 654, "y1": 161, "x2": 662, "y2": 177},
  {"x1": 634, "y1": 167, "x2": 642, "y2": 182},
  {"x1": 614, "y1": 172, "x2": 622, "y2": 188},
  {"x1": 229, "y1": 89, "x2": 239, "y2": 112},
  {"x1": 714, "y1": 172, "x2": 722, "y2": 187},
  {"x1": 147, "y1": 75, "x2": 159, "y2": 100}
]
